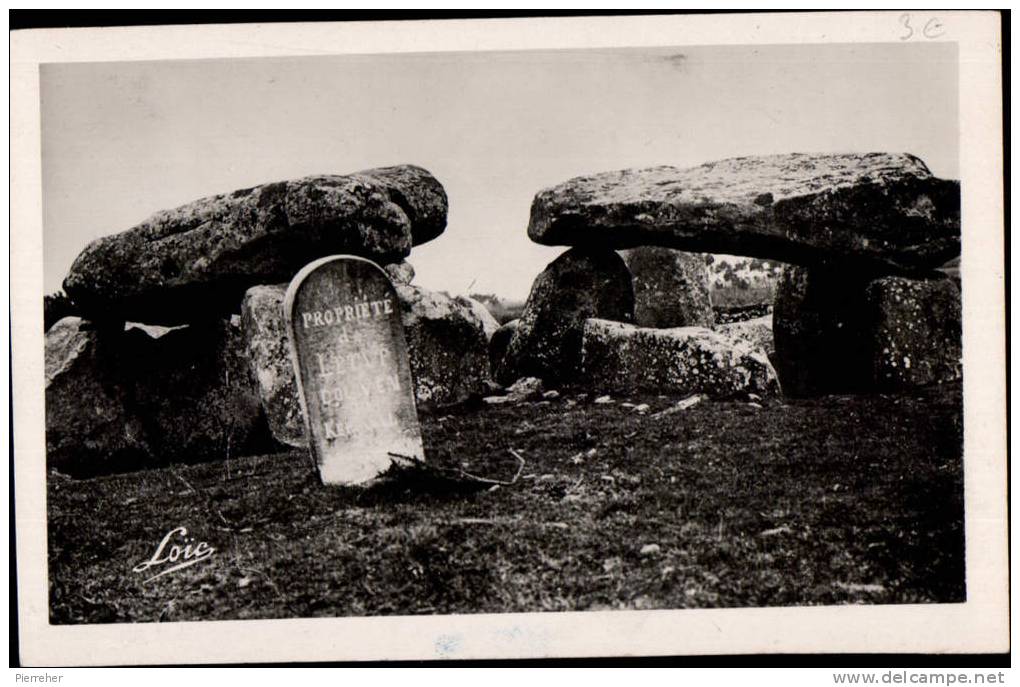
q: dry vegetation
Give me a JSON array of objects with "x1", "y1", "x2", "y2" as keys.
[{"x1": 49, "y1": 381, "x2": 964, "y2": 623}]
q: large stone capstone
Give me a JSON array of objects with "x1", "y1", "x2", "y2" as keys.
[
  {"x1": 63, "y1": 165, "x2": 447, "y2": 325},
  {"x1": 496, "y1": 247, "x2": 635, "y2": 386},
  {"x1": 529, "y1": 153, "x2": 959, "y2": 273},
  {"x1": 621, "y1": 246, "x2": 714, "y2": 327},
  {"x1": 580, "y1": 318, "x2": 779, "y2": 398}
]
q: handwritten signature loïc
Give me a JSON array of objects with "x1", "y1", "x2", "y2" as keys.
[{"x1": 132, "y1": 526, "x2": 216, "y2": 583}]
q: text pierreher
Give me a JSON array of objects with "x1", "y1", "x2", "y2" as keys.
[{"x1": 302, "y1": 298, "x2": 394, "y2": 328}]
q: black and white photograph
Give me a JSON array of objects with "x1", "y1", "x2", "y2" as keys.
[{"x1": 11, "y1": 12, "x2": 1007, "y2": 666}]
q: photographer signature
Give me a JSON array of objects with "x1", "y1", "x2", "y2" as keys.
[{"x1": 132, "y1": 526, "x2": 216, "y2": 583}]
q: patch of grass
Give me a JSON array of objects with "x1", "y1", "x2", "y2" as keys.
[{"x1": 48, "y1": 383, "x2": 964, "y2": 623}]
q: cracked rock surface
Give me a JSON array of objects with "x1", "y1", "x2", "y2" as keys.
[
  {"x1": 64, "y1": 165, "x2": 447, "y2": 325},
  {"x1": 580, "y1": 318, "x2": 780, "y2": 398},
  {"x1": 529, "y1": 153, "x2": 959, "y2": 273}
]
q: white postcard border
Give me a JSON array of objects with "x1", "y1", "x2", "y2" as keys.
[{"x1": 11, "y1": 12, "x2": 1006, "y2": 664}]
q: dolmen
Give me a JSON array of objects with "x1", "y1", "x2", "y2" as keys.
[
  {"x1": 46, "y1": 153, "x2": 963, "y2": 477},
  {"x1": 46, "y1": 165, "x2": 498, "y2": 475},
  {"x1": 494, "y1": 152, "x2": 960, "y2": 397},
  {"x1": 63, "y1": 166, "x2": 448, "y2": 325}
]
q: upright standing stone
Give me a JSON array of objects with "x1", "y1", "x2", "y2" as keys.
[
  {"x1": 772, "y1": 264, "x2": 873, "y2": 396},
  {"x1": 865, "y1": 276, "x2": 962, "y2": 390},
  {"x1": 773, "y1": 266, "x2": 961, "y2": 395},
  {"x1": 488, "y1": 318, "x2": 520, "y2": 378},
  {"x1": 285, "y1": 256, "x2": 424, "y2": 485},
  {"x1": 621, "y1": 247, "x2": 715, "y2": 327},
  {"x1": 241, "y1": 285, "x2": 306, "y2": 447},
  {"x1": 125, "y1": 317, "x2": 270, "y2": 463},
  {"x1": 496, "y1": 247, "x2": 634, "y2": 386},
  {"x1": 394, "y1": 284, "x2": 498, "y2": 407},
  {"x1": 45, "y1": 317, "x2": 148, "y2": 475},
  {"x1": 46, "y1": 315, "x2": 274, "y2": 476}
]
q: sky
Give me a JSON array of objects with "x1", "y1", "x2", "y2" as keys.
[{"x1": 41, "y1": 42, "x2": 958, "y2": 300}]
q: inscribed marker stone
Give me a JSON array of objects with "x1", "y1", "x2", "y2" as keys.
[{"x1": 285, "y1": 256, "x2": 424, "y2": 485}]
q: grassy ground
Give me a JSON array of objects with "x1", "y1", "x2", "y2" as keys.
[{"x1": 48, "y1": 382, "x2": 964, "y2": 624}]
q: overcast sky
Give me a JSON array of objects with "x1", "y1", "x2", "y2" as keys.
[{"x1": 41, "y1": 42, "x2": 958, "y2": 300}]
